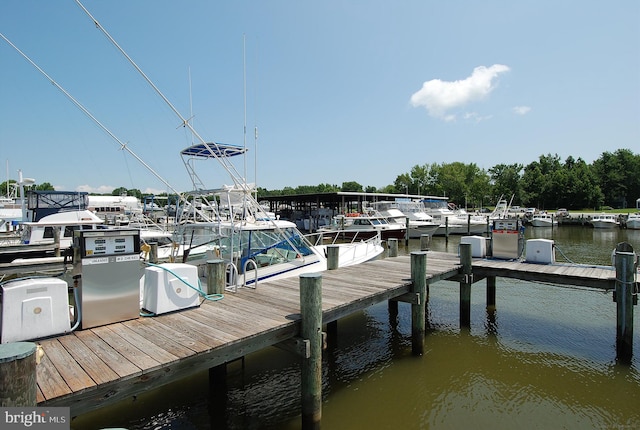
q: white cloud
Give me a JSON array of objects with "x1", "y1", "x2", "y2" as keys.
[
  {"x1": 410, "y1": 64, "x2": 510, "y2": 120},
  {"x1": 513, "y1": 106, "x2": 531, "y2": 115},
  {"x1": 75, "y1": 184, "x2": 116, "y2": 194}
]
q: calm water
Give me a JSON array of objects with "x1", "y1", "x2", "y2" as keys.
[{"x1": 72, "y1": 226, "x2": 640, "y2": 430}]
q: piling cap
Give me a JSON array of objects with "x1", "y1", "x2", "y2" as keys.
[{"x1": 0, "y1": 342, "x2": 37, "y2": 363}]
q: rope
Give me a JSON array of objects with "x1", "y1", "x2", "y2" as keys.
[{"x1": 554, "y1": 245, "x2": 577, "y2": 264}]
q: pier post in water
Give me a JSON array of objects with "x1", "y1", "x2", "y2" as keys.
[
  {"x1": 327, "y1": 245, "x2": 339, "y2": 270},
  {"x1": 326, "y1": 245, "x2": 339, "y2": 336},
  {"x1": 445, "y1": 217, "x2": 449, "y2": 243},
  {"x1": 0, "y1": 342, "x2": 37, "y2": 406},
  {"x1": 486, "y1": 276, "x2": 496, "y2": 311},
  {"x1": 300, "y1": 273, "x2": 323, "y2": 430},
  {"x1": 459, "y1": 243, "x2": 472, "y2": 328},
  {"x1": 206, "y1": 259, "x2": 226, "y2": 295},
  {"x1": 410, "y1": 251, "x2": 428, "y2": 355},
  {"x1": 614, "y1": 242, "x2": 636, "y2": 362},
  {"x1": 388, "y1": 238, "x2": 398, "y2": 257},
  {"x1": 420, "y1": 234, "x2": 431, "y2": 251},
  {"x1": 405, "y1": 217, "x2": 410, "y2": 246}
]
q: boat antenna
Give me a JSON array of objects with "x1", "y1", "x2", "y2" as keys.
[{"x1": 243, "y1": 33, "x2": 247, "y2": 186}]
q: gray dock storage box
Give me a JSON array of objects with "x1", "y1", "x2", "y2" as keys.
[
  {"x1": 142, "y1": 263, "x2": 200, "y2": 315},
  {"x1": 460, "y1": 236, "x2": 487, "y2": 258},
  {"x1": 526, "y1": 239, "x2": 555, "y2": 264},
  {"x1": 1, "y1": 277, "x2": 71, "y2": 343}
]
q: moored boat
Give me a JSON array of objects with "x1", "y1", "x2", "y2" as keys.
[
  {"x1": 530, "y1": 213, "x2": 558, "y2": 227},
  {"x1": 149, "y1": 143, "x2": 384, "y2": 288},
  {"x1": 317, "y1": 211, "x2": 407, "y2": 241},
  {"x1": 625, "y1": 212, "x2": 640, "y2": 229},
  {"x1": 590, "y1": 213, "x2": 620, "y2": 229},
  {"x1": 367, "y1": 201, "x2": 439, "y2": 238}
]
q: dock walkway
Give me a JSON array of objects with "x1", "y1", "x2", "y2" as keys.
[{"x1": 34, "y1": 251, "x2": 620, "y2": 416}]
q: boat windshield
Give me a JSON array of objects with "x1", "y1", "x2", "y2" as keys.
[{"x1": 422, "y1": 199, "x2": 449, "y2": 210}]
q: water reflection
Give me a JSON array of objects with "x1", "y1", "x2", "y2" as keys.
[{"x1": 72, "y1": 225, "x2": 640, "y2": 430}]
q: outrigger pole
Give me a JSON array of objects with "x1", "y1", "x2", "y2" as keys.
[
  {"x1": 74, "y1": 0, "x2": 246, "y2": 190},
  {"x1": 72, "y1": 0, "x2": 308, "y2": 256},
  {"x1": 0, "y1": 32, "x2": 215, "y2": 221}
]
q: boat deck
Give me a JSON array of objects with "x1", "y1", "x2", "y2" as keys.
[{"x1": 34, "y1": 251, "x2": 620, "y2": 415}]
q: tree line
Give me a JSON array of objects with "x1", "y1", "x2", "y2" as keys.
[
  {"x1": 258, "y1": 149, "x2": 640, "y2": 211},
  {"x1": 2, "y1": 149, "x2": 637, "y2": 211}
]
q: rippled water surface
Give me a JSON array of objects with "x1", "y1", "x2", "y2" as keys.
[{"x1": 72, "y1": 226, "x2": 640, "y2": 429}]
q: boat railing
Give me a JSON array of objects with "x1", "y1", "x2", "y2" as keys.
[
  {"x1": 242, "y1": 258, "x2": 258, "y2": 290},
  {"x1": 304, "y1": 230, "x2": 380, "y2": 247},
  {"x1": 225, "y1": 262, "x2": 239, "y2": 293}
]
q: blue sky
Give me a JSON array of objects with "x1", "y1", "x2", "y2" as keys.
[{"x1": 1, "y1": 1, "x2": 638, "y2": 195}]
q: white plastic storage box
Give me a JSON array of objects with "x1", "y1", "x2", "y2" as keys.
[
  {"x1": 1, "y1": 277, "x2": 71, "y2": 343},
  {"x1": 525, "y1": 239, "x2": 555, "y2": 264},
  {"x1": 460, "y1": 236, "x2": 487, "y2": 258},
  {"x1": 143, "y1": 263, "x2": 200, "y2": 315}
]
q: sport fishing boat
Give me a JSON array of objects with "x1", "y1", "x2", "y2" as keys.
[
  {"x1": 150, "y1": 143, "x2": 384, "y2": 288},
  {"x1": 1, "y1": 19, "x2": 383, "y2": 289}
]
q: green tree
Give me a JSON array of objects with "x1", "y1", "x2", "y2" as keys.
[
  {"x1": 341, "y1": 181, "x2": 363, "y2": 192},
  {"x1": 488, "y1": 163, "x2": 522, "y2": 205},
  {"x1": 593, "y1": 149, "x2": 640, "y2": 208},
  {"x1": 35, "y1": 182, "x2": 55, "y2": 191}
]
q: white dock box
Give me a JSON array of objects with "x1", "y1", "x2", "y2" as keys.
[
  {"x1": 143, "y1": 263, "x2": 200, "y2": 315},
  {"x1": 526, "y1": 239, "x2": 555, "y2": 264},
  {"x1": 1, "y1": 277, "x2": 71, "y2": 343},
  {"x1": 460, "y1": 236, "x2": 487, "y2": 258}
]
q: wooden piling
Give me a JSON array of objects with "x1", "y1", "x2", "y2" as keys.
[
  {"x1": 445, "y1": 217, "x2": 449, "y2": 243},
  {"x1": 459, "y1": 243, "x2": 472, "y2": 328},
  {"x1": 486, "y1": 275, "x2": 496, "y2": 311},
  {"x1": 410, "y1": 251, "x2": 427, "y2": 355},
  {"x1": 327, "y1": 245, "x2": 339, "y2": 270},
  {"x1": 206, "y1": 259, "x2": 226, "y2": 295},
  {"x1": 405, "y1": 217, "x2": 410, "y2": 246},
  {"x1": 149, "y1": 242, "x2": 158, "y2": 264},
  {"x1": 614, "y1": 242, "x2": 636, "y2": 362},
  {"x1": 420, "y1": 234, "x2": 431, "y2": 251},
  {"x1": 300, "y1": 273, "x2": 322, "y2": 430},
  {"x1": 388, "y1": 238, "x2": 398, "y2": 257},
  {"x1": 0, "y1": 342, "x2": 37, "y2": 407}
]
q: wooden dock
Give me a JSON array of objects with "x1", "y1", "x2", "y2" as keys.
[{"x1": 31, "y1": 250, "x2": 625, "y2": 416}]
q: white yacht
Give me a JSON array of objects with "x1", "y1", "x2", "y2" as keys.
[
  {"x1": 367, "y1": 201, "x2": 439, "y2": 238},
  {"x1": 420, "y1": 198, "x2": 488, "y2": 235}
]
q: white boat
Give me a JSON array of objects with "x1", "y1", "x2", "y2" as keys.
[
  {"x1": 591, "y1": 213, "x2": 620, "y2": 229},
  {"x1": 150, "y1": 143, "x2": 384, "y2": 288},
  {"x1": 367, "y1": 201, "x2": 439, "y2": 238},
  {"x1": 530, "y1": 213, "x2": 558, "y2": 227},
  {"x1": 625, "y1": 213, "x2": 640, "y2": 230},
  {"x1": 317, "y1": 211, "x2": 407, "y2": 241},
  {"x1": 2, "y1": 24, "x2": 383, "y2": 288},
  {"x1": 421, "y1": 198, "x2": 487, "y2": 235},
  {"x1": 0, "y1": 208, "x2": 106, "y2": 263}
]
